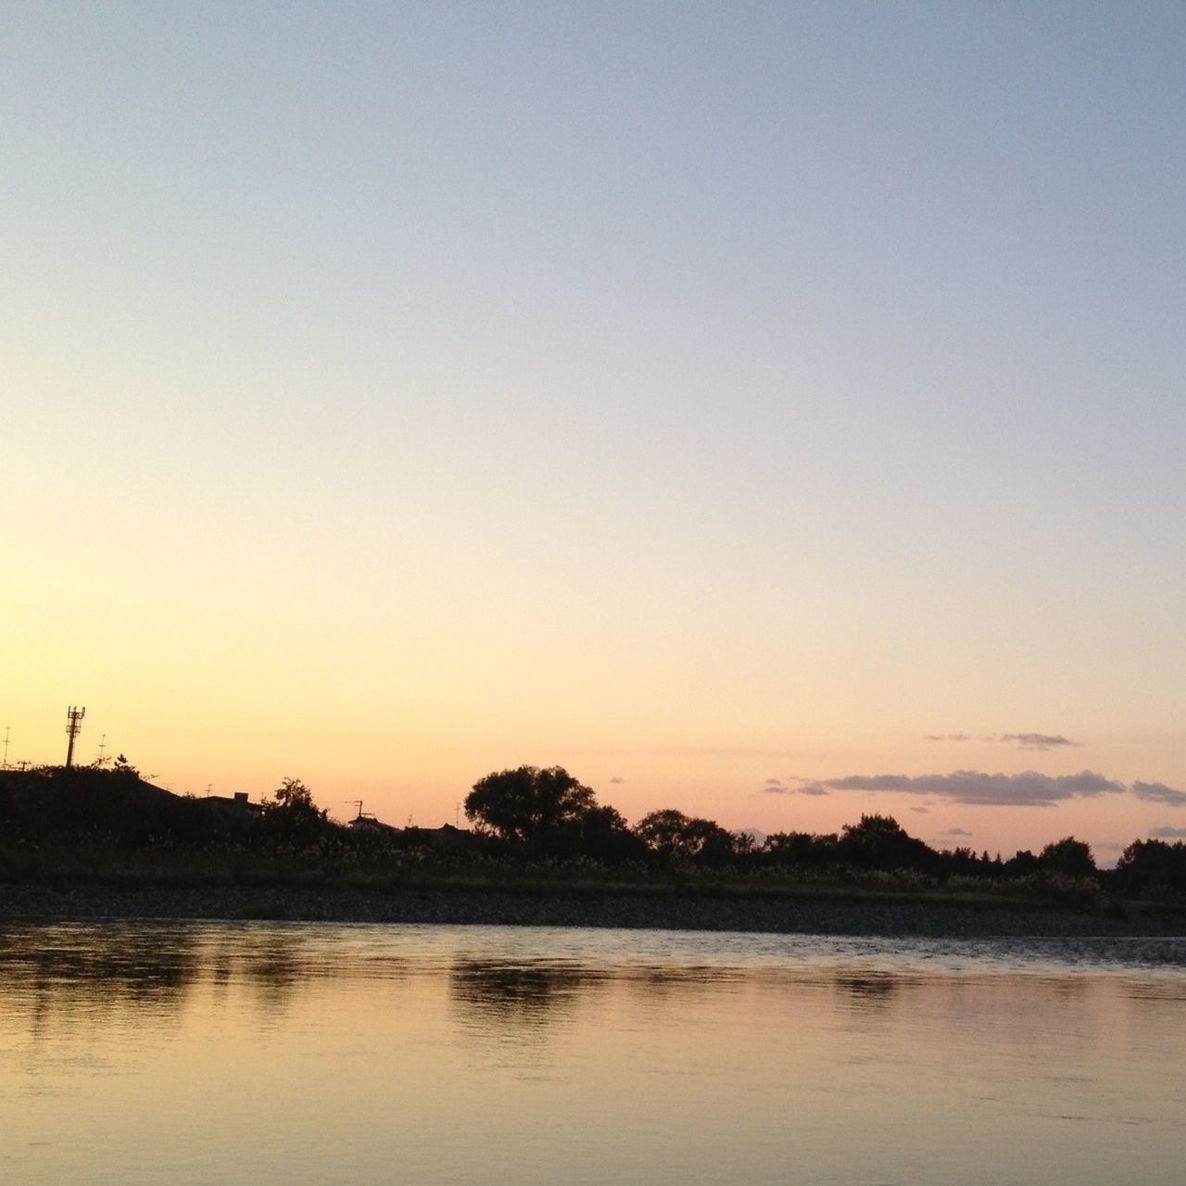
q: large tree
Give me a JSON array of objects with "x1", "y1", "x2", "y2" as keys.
[
  {"x1": 1037, "y1": 836, "x2": 1096, "y2": 878},
  {"x1": 464, "y1": 766, "x2": 597, "y2": 843},
  {"x1": 633, "y1": 808, "x2": 736, "y2": 863},
  {"x1": 1115, "y1": 839, "x2": 1186, "y2": 895},
  {"x1": 837, "y1": 814, "x2": 937, "y2": 872},
  {"x1": 264, "y1": 777, "x2": 327, "y2": 830}
]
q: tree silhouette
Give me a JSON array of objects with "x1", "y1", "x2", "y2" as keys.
[
  {"x1": 554, "y1": 802, "x2": 647, "y2": 863},
  {"x1": 1037, "y1": 836, "x2": 1096, "y2": 877},
  {"x1": 762, "y1": 830, "x2": 840, "y2": 867},
  {"x1": 837, "y1": 814, "x2": 937, "y2": 872},
  {"x1": 1115, "y1": 839, "x2": 1186, "y2": 895},
  {"x1": 633, "y1": 808, "x2": 735, "y2": 863},
  {"x1": 464, "y1": 766, "x2": 597, "y2": 844},
  {"x1": 265, "y1": 777, "x2": 327, "y2": 830},
  {"x1": 111, "y1": 753, "x2": 139, "y2": 778}
]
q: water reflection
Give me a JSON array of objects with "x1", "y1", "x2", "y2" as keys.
[
  {"x1": 0, "y1": 923, "x2": 197, "y2": 1038},
  {"x1": 0, "y1": 922, "x2": 370, "y2": 1026},
  {"x1": 3, "y1": 923, "x2": 1186, "y2": 1186},
  {"x1": 449, "y1": 960, "x2": 604, "y2": 1026},
  {"x1": 237, "y1": 933, "x2": 303, "y2": 1012},
  {"x1": 621, "y1": 963, "x2": 745, "y2": 991},
  {"x1": 834, "y1": 970, "x2": 900, "y2": 1008},
  {"x1": 1126, "y1": 979, "x2": 1186, "y2": 1002},
  {"x1": 8, "y1": 923, "x2": 1186, "y2": 1028}
]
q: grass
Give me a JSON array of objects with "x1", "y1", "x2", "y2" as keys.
[{"x1": 3, "y1": 837, "x2": 1174, "y2": 923}]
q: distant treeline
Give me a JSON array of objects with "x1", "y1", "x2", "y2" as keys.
[
  {"x1": 456, "y1": 765, "x2": 1186, "y2": 900},
  {"x1": 1, "y1": 762, "x2": 1184, "y2": 903}
]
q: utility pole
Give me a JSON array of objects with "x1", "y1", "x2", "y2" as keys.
[{"x1": 65, "y1": 706, "x2": 86, "y2": 768}]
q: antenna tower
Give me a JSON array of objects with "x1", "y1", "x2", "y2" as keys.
[
  {"x1": 65, "y1": 706, "x2": 86, "y2": 768},
  {"x1": 2, "y1": 726, "x2": 9, "y2": 769}
]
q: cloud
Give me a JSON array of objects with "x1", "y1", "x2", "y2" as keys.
[
  {"x1": 796, "y1": 783, "x2": 830, "y2": 796},
  {"x1": 1149, "y1": 826, "x2": 1186, "y2": 838},
  {"x1": 997, "y1": 733, "x2": 1078, "y2": 751},
  {"x1": 938, "y1": 827, "x2": 974, "y2": 837},
  {"x1": 761, "y1": 779, "x2": 792, "y2": 795},
  {"x1": 924, "y1": 732, "x2": 1079, "y2": 750},
  {"x1": 804, "y1": 769, "x2": 1125, "y2": 807},
  {"x1": 910, "y1": 806, "x2": 930, "y2": 814},
  {"x1": 609, "y1": 776, "x2": 625, "y2": 784},
  {"x1": 1133, "y1": 781, "x2": 1186, "y2": 806}
]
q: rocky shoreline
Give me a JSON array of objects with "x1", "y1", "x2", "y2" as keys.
[{"x1": 3, "y1": 880, "x2": 1185, "y2": 936}]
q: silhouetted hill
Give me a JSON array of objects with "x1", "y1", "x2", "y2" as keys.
[
  {"x1": 2, "y1": 765, "x2": 170, "y2": 830},
  {"x1": 0, "y1": 766, "x2": 259, "y2": 847}
]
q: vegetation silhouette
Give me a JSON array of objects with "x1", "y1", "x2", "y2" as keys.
[
  {"x1": 1115, "y1": 839, "x2": 1186, "y2": 898},
  {"x1": 263, "y1": 777, "x2": 330, "y2": 839},
  {"x1": 1, "y1": 762, "x2": 1183, "y2": 915},
  {"x1": 632, "y1": 809, "x2": 736, "y2": 865},
  {"x1": 464, "y1": 766, "x2": 646, "y2": 863},
  {"x1": 1036, "y1": 836, "x2": 1097, "y2": 879},
  {"x1": 465, "y1": 765, "x2": 596, "y2": 842}
]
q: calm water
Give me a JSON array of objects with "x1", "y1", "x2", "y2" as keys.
[{"x1": 3, "y1": 922, "x2": 1185, "y2": 1185}]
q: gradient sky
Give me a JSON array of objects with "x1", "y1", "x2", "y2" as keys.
[{"x1": 4, "y1": 2, "x2": 1184, "y2": 862}]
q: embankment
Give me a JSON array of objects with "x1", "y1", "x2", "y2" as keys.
[{"x1": 3, "y1": 880, "x2": 1184, "y2": 936}]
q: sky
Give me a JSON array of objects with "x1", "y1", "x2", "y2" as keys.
[{"x1": 3, "y1": 1, "x2": 1184, "y2": 862}]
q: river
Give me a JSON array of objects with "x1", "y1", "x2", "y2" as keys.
[{"x1": 2, "y1": 922, "x2": 1184, "y2": 1184}]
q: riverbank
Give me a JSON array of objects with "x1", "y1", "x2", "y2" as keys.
[{"x1": 3, "y1": 879, "x2": 1185, "y2": 936}]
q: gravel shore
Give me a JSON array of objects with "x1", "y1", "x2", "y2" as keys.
[{"x1": 2, "y1": 881, "x2": 1184, "y2": 936}]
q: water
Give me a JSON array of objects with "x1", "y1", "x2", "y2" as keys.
[{"x1": 3, "y1": 922, "x2": 1185, "y2": 1185}]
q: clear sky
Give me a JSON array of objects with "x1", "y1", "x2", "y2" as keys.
[{"x1": 4, "y1": 1, "x2": 1183, "y2": 862}]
